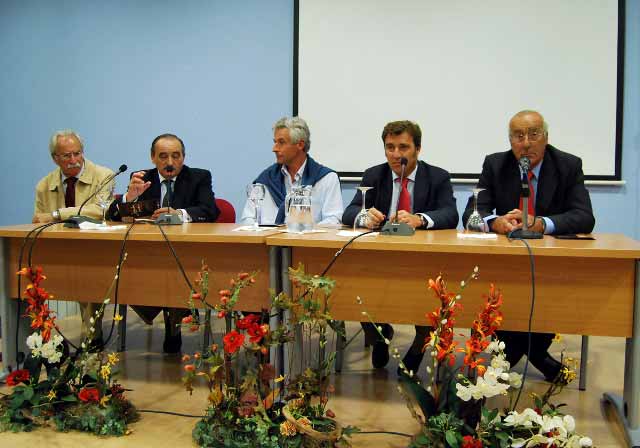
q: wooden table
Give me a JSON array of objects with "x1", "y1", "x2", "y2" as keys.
[
  {"x1": 0, "y1": 223, "x2": 279, "y2": 369},
  {"x1": 266, "y1": 229, "x2": 640, "y2": 447}
]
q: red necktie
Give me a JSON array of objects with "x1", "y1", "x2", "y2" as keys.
[
  {"x1": 397, "y1": 177, "x2": 411, "y2": 212},
  {"x1": 64, "y1": 177, "x2": 77, "y2": 207},
  {"x1": 519, "y1": 171, "x2": 535, "y2": 216}
]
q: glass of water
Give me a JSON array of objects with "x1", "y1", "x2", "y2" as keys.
[
  {"x1": 96, "y1": 184, "x2": 115, "y2": 226},
  {"x1": 246, "y1": 183, "x2": 266, "y2": 231},
  {"x1": 353, "y1": 186, "x2": 373, "y2": 231},
  {"x1": 465, "y1": 188, "x2": 486, "y2": 232}
]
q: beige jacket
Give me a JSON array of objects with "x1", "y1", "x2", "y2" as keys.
[{"x1": 34, "y1": 159, "x2": 115, "y2": 220}]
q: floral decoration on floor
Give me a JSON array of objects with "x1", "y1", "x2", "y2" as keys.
[
  {"x1": 360, "y1": 267, "x2": 594, "y2": 448},
  {"x1": 181, "y1": 262, "x2": 357, "y2": 448},
  {"x1": 0, "y1": 266, "x2": 137, "y2": 435}
]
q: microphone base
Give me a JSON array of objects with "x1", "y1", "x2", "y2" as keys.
[
  {"x1": 154, "y1": 213, "x2": 183, "y2": 225},
  {"x1": 63, "y1": 215, "x2": 101, "y2": 228},
  {"x1": 380, "y1": 221, "x2": 415, "y2": 236},
  {"x1": 508, "y1": 229, "x2": 543, "y2": 239}
]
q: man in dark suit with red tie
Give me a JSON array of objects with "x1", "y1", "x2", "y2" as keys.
[
  {"x1": 108, "y1": 133, "x2": 219, "y2": 353},
  {"x1": 343, "y1": 120, "x2": 459, "y2": 375},
  {"x1": 462, "y1": 110, "x2": 595, "y2": 381}
]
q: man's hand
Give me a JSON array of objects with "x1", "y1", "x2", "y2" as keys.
[
  {"x1": 32, "y1": 213, "x2": 55, "y2": 224},
  {"x1": 366, "y1": 207, "x2": 386, "y2": 229},
  {"x1": 125, "y1": 171, "x2": 151, "y2": 201},
  {"x1": 151, "y1": 207, "x2": 179, "y2": 220},
  {"x1": 490, "y1": 208, "x2": 521, "y2": 234},
  {"x1": 391, "y1": 210, "x2": 423, "y2": 229}
]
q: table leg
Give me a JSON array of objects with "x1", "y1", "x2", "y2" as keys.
[
  {"x1": 0, "y1": 237, "x2": 29, "y2": 380},
  {"x1": 268, "y1": 246, "x2": 283, "y2": 376},
  {"x1": 603, "y1": 260, "x2": 640, "y2": 447}
]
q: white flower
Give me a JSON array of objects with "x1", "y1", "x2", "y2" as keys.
[
  {"x1": 579, "y1": 437, "x2": 592, "y2": 447},
  {"x1": 455, "y1": 383, "x2": 472, "y2": 401},
  {"x1": 563, "y1": 414, "x2": 576, "y2": 432},
  {"x1": 26, "y1": 333, "x2": 43, "y2": 350},
  {"x1": 508, "y1": 372, "x2": 523, "y2": 389}
]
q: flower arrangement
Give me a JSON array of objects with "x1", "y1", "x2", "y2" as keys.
[
  {"x1": 360, "y1": 267, "x2": 593, "y2": 448},
  {"x1": 181, "y1": 262, "x2": 356, "y2": 448},
  {"x1": 0, "y1": 266, "x2": 137, "y2": 435}
]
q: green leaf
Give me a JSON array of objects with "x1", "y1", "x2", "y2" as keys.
[
  {"x1": 23, "y1": 387, "x2": 34, "y2": 401},
  {"x1": 399, "y1": 375, "x2": 437, "y2": 417},
  {"x1": 445, "y1": 429, "x2": 459, "y2": 447},
  {"x1": 61, "y1": 394, "x2": 78, "y2": 402}
]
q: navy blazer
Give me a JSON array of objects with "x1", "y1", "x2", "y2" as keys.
[
  {"x1": 342, "y1": 160, "x2": 458, "y2": 229},
  {"x1": 462, "y1": 145, "x2": 595, "y2": 234},
  {"x1": 108, "y1": 165, "x2": 219, "y2": 222}
]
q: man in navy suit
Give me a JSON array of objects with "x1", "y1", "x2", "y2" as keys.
[
  {"x1": 343, "y1": 120, "x2": 458, "y2": 375},
  {"x1": 462, "y1": 110, "x2": 595, "y2": 381},
  {"x1": 108, "y1": 133, "x2": 219, "y2": 353}
]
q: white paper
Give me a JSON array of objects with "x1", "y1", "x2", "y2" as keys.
[
  {"x1": 78, "y1": 222, "x2": 128, "y2": 231},
  {"x1": 456, "y1": 232, "x2": 498, "y2": 239},
  {"x1": 232, "y1": 225, "x2": 271, "y2": 232},
  {"x1": 336, "y1": 230, "x2": 379, "y2": 237}
]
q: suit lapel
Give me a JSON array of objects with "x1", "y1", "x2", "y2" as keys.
[
  {"x1": 534, "y1": 150, "x2": 557, "y2": 215},
  {"x1": 377, "y1": 165, "x2": 394, "y2": 215},
  {"x1": 413, "y1": 162, "x2": 429, "y2": 213},
  {"x1": 171, "y1": 166, "x2": 189, "y2": 209}
]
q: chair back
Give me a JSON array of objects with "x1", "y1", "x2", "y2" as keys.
[{"x1": 215, "y1": 198, "x2": 236, "y2": 223}]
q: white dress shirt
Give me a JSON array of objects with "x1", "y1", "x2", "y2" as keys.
[
  {"x1": 388, "y1": 168, "x2": 435, "y2": 229},
  {"x1": 240, "y1": 158, "x2": 343, "y2": 226}
]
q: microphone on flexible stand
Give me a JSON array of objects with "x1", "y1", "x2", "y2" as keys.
[
  {"x1": 381, "y1": 157, "x2": 415, "y2": 236},
  {"x1": 64, "y1": 164, "x2": 128, "y2": 228},
  {"x1": 508, "y1": 156, "x2": 542, "y2": 239},
  {"x1": 155, "y1": 165, "x2": 182, "y2": 225}
]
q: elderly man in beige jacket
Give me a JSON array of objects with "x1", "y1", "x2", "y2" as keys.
[{"x1": 32, "y1": 129, "x2": 114, "y2": 349}]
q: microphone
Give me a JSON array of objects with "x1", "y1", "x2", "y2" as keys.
[
  {"x1": 154, "y1": 165, "x2": 182, "y2": 225},
  {"x1": 508, "y1": 156, "x2": 542, "y2": 239},
  {"x1": 381, "y1": 157, "x2": 415, "y2": 236},
  {"x1": 64, "y1": 164, "x2": 128, "y2": 228},
  {"x1": 393, "y1": 157, "x2": 409, "y2": 223}
]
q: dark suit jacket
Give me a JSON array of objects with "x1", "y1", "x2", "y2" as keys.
[
  {"x1": 107, "y1": 165, "x2": 219, "y2": 222},
  {"x1": 462, "y1": 145, "x2": 595, "y2": 234},
  {"x1": 342, "y1": 160, "x2": 458, "y2": 229}
]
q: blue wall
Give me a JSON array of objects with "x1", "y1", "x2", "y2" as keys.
[{"x1": 1, "y1": 1, "x2": 638, "y2": 238}]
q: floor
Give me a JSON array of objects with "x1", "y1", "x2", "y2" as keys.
[{"x1": 0, "y1": 310, "x2": 629, "y2": 447}]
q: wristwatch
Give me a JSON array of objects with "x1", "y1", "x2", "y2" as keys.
[
  {"x1": 52, "y1": 209, "x2": 61, "y2": 221},
  {"x1": 419, "y1": 214, "x2": 428, "y2": 229}
]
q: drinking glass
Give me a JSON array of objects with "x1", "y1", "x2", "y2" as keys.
[
  {"x1": 96, "y1": 184, "x2": 114, "y2": 226},
  {"x1": 246, "y1": 183, "x2": 266, "y2": 231},
  {"x1": 353, "y1": 186, "x2": 373, "y2": 231},
  {"x1": 465, "y1": 188, "x2": 486, "y2": 232}
]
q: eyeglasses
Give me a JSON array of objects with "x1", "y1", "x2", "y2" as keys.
[
  {"x1": 55, "y1": 151, "x2": 83, "y2": 161},
  {"x1": 510, "y1": 129, "x2": 545, "y2": 143}
]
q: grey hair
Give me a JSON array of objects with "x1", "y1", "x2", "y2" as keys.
[
  {"x1": 508, "y1": 110, "x2": 549, "y2": 136},
  {"x1": 49, "y1": 129, "x2": 84, "y2": 156},
  {"x1": 273, "y1": 116, "x2": 311, "y2": 152}
]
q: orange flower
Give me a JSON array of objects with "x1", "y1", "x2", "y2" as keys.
[
  {"x1": 184, "y1": 364, "x2": 196, "y2": 372},
  {"x1": 238, "y1": 272, "x2": 249, "y2": 280},
  {"x1": 182, "y1": 315, "x2": 194, "y2": 324}
]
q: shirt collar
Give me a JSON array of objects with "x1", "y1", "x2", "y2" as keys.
[
  {"x1": 60, "y1": 162, "x2": 85, "y2": 184},
  {"x1": 158, "y1": 171, "x2": 179, "y2": 183},
  {"x1": 392, "y1": 165, "x2": 417, "y2": 183},
  {"x1": 530, "y1": 159, "x2": 543, "y2": 179},
  {"x1": 281, "y1": 158, "x2": 308, "y2": 184}
]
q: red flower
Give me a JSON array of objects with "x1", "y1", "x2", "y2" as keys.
[
  {"x1": 237, "y1": 313, "x2": 261, "y2": 330},
  {"x1": 6, "y1": 369, "x2": 30, "y2": 386},
  {"x1": 223, "y1": 330, "x2": 245, "y2": 354},
  {"x1": 247, "y1": 323, "x2": 268, "y2": 343},
  {"x1": 78, "y1": 387, "x2": 100, "y2": 403},
  {"x1": 238, "y1": 272, "x2": 249, "y2": 280},
  {"x1": 461, "y1": 435, "x2": 483, "y2": 448},
  {"x1": 182, "y1": 315, "x2": 194, "y2": 324}
]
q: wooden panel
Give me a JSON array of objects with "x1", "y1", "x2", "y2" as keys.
[
  {"x1": 8, "y1": 239, "x2": 271, "y2": 311},
  {"x1": 268, "y1": 229, "x2": 640, "y2": 259},
  {"x1": 292, "y1": 247, "x2": 634, "y2": 337}
]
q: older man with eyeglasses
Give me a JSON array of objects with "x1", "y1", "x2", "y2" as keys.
[
  {"x1": 33, "y1": 129, "x2": 114, "y2": 224},
  {"x1": 32, "y1": 129, "x2": 114, "y2": 349},
  {"x1": 462, "y1": 110, "x2": 595, "y2": 382}
]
